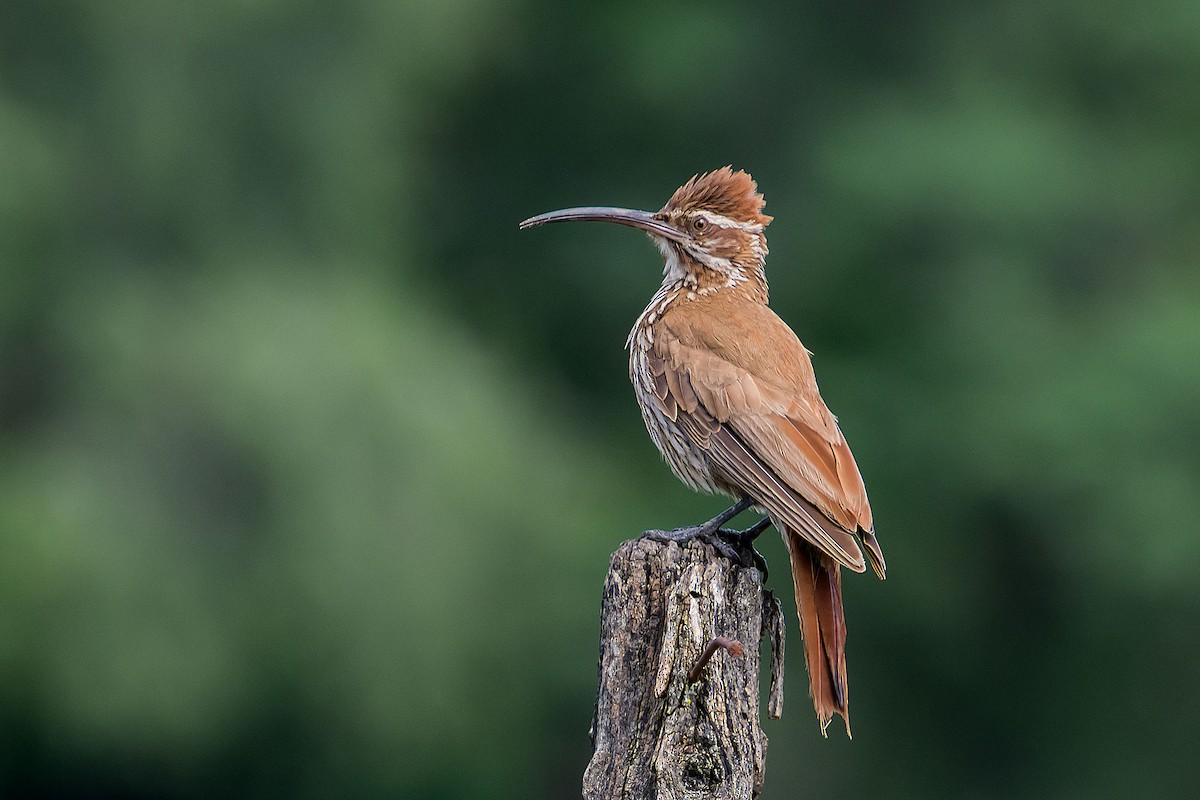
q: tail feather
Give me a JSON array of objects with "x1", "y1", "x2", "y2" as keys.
[{"x1": 782, "y1": 524, "x2": 851, "y2": 737}]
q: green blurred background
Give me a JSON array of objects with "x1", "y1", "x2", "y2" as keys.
[{"x1": 2, "y1": 1, "x2": 1198, "y2": 797}]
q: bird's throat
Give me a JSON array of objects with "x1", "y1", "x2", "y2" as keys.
[{"x1": 657, "y1": 241, "x2": 765, "y2": 298}]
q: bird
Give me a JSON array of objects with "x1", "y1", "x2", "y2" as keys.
[{"x1": 519, "y1": 167, "x2": 884, "y2": 737}]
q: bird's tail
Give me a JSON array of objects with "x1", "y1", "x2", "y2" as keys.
[{"x1": 781, "y1": 524, "x2": 851, "y2": 737}]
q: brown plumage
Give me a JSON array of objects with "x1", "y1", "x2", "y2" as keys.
[{"x1": 520, "y1": 167, "x2": 884, "y2": 736}]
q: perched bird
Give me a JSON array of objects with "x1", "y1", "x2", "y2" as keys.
[{"x1": 520, "y1": 167, "x2": 884, "y2": 737}]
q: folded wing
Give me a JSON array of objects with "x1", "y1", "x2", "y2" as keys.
[{"x1": 646, "y1": 310, "x2": 885, "y2": 577}]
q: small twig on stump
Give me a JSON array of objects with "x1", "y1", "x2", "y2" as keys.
[
  {"x1": 584, "y1": 536, "x2": 785, "y2": 800},
  {"x1": 688, "y1": 636, "x2": 745, "y2": 683}
]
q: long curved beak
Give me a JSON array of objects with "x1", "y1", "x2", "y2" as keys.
[{"x1": 519, "y1": 206, "x2": 686, "y2": 243}]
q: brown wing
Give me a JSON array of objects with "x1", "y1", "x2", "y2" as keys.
[{"x1": 648, "y1": 302, "x2": 885, "y2": 577}]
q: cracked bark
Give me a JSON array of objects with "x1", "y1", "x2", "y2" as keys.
[{"x1": 583, "y1": 537, "x2": 786, "y2": 800}]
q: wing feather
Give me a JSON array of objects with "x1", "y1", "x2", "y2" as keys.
[{"x1": 673, "y1": 411, "x2": 866, "y2": 570}]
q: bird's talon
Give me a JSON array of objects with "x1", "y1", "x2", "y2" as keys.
[{"x1": 639, "y1": 524, "x2": 767, "y2": 575}]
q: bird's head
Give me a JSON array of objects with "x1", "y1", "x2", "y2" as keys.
[{"x1": 520, "y1": 167, "x2": 773, "y2": 291}]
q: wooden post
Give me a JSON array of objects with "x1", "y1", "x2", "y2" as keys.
[{"x1": 583, "y1": 536, "x2": 786, "y2": 800}]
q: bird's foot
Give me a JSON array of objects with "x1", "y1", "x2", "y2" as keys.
[
  {"x1": 721, "y1": 517, "x2": 772, "y2": 547},
  {"x1": 641, "y1": 511, "x2": 772, "y2": 577},
  {"x1": 719, "y1": 518, "x2": 771, "y2": 577}
]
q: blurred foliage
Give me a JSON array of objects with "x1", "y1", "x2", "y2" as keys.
[{"x1": 2, "y1": 1, "x2": 1198, "y2": 798}]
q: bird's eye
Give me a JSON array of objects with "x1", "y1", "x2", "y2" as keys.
[{"x1": 692, "y1": 217, "x2": 709, "y2": 232}]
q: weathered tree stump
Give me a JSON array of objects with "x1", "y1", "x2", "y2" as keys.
[{"x1": 584, "y1": 536, "x2": 786, "y2": 800}]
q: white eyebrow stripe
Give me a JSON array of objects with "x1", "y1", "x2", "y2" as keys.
[{"x1": 696, "y1": 211, "x2": 764, "y2": 233}]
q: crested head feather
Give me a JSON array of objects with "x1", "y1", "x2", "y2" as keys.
[{"x1": 662, "y1": 166, "x2": 773, "y2": 227}]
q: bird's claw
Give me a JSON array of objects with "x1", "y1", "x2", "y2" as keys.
[{"x1": 641, "y1": 520, "x2": 771, "y2": 578}]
